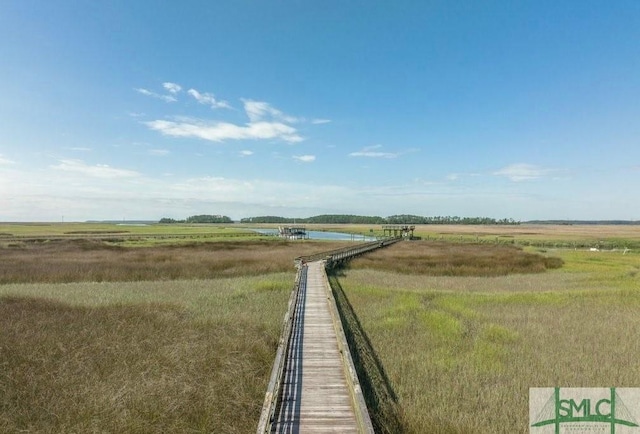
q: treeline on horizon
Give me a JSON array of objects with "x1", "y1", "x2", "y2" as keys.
[
  {"x1": 159, "y1": 214, "x2": 519, "y2": 225},
  {"x1": 159, "y1": 215, "x2": 233, "y2": 224},
  {"x1": 153, "y1": 215, "x2": 639, "y2": 225},
  {"x1": 239, "y1": 214, "x2": 520, "y2": 225}
]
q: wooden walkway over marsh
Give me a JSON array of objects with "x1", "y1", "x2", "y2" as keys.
[
  {"x1": 272, "y1": 261, "x2": 362, "y2": 432},
  {"x1": 258, "y1": 239, "x2": 400, "y2": 433}
]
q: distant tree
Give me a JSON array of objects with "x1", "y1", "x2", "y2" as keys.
[
  {"x1": 240, "y1": 216, "x2": 291, "y2": 223},
  {"x1": 386, "y1": 215, "x2": 428, "y2": 224},
  {"x1": 304, "y1": 214, "x2": 386, "y2": 224},
  {"x1": 185, "y1": 215, "x2": 233, "y2": 223},
  {"x1": 159, "y1": 217, "x2": 181, "y2": 224}
]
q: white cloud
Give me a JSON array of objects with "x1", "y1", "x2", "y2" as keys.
[
  {"x1": 145, "y1": 118, "x2": 303, "y2": 143},
  {"x1": 149, "y1": 149, "x2": 170, "y2": 156},
  {"x1": 0, "y1": 154, "x2": 16, "y2": 165},
  {"x1": 240, "y1": 150, "x2": 254, "y2": 156},
  {"x1": 187, "y1": 89, "x2": 231, "y2": 109},
  {"x1": 493, "y1": 163, "x2": 549, "y2": 181},
  {"x1": 311, "y1": 118, "x2": 331, "y2": 124},
  {"x1": 135, "y1": 88, "x2": 176, "y2": 103},
  {"x1": 141, "y1": 89, "x2": 310, "y2": 144},
  {"x1": 242, "y1": 99, "x2": 300, "y2": 123},
  {"x1": 4, "y1": 155, "x2": 638, "y2": 222},
  {"x1": 349, "y1": 145, "x2": 398, "y2": 159},
  {"x1": 163, "y1": 82, "x2": 182, "y2": 94},
  {"x1": 446, "y1": 173, "x2": 460, "y2": 181},
  {"x1": 65, "y1": 147, "x2": 92, "y2": 152},
  {"x1": 51, "y1": 159, "x2": 140, "y2": 179},
  {"x1": 293, "y1": 155, "x2": 316, "y2": 163}
]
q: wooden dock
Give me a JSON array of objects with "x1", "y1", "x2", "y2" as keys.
[{"x1": 271, "y1": 261, "x2": 362, "y2": 432}]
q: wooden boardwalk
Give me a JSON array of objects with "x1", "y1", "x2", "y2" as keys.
[
  {"x1": 259, "y1": 240, "x2": 400, "y2": 433},
  {"x1": 271, "y1": 261, "x2": 363, "y2": 433}
]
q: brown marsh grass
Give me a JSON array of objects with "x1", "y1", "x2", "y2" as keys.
[
  {"x1": 347, "y1": 240, "x2": 563, "y2": 276},
  {"x1": 0, "y1": 275, "x2": 293, "y2": 433},
  {"x1": 335, "y1": 245, "x2": 640, "y2": 433},
  {"x1": 0, "y1": 238, "x2": 350, "y2": 284}
]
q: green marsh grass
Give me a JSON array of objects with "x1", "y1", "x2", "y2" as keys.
[
  {"x1": 334, "y1": 243, "x2": 640, "y2": 433},
  {"x1": 0, "y1": 222, "x2": 246, "y2": 237}
]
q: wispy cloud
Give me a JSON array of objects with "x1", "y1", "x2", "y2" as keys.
[
  {"x1": 243, "y1": 100, "x2": 300, "y2": 123},
  {"x1": 135, "y1": 88, "x2": 177, "y2": 103},
  {"x1": 64, "y1": 147, "x2": 92, "y2": 152},
  {"x1": 51, "y1": 159, "x2": 140, "y2": 179},
  {"x1": 240, "y1": 150, "x2": 254, "y2": 156},
  {"x1": 0, "y1": 154, "x2": 16, "y2": 165},
  {"x1": 0, "y1": 157, "x2": 615, "y2": 222},
  {"x1": 146, "y1": 118, "x2": 303, "y2": 143},
  {"x1": 493, "y1": 163, "x2": 549, "y2": 181},
  {"x1": 163, "y1": 82, "x2": 182, "y2": 94},
  {"x1": 149, "y1": 149, "x2": 170, "y2": 156},
  {"x1": 187, "y1": 88, "x2": 231, "y2": 109},
  {"x1": 311, "y1": 118, "x2": 331, "y2": 125},
  {"x1": 146, "y1": 98, "x2": 305, "y2": 144},
  {"x1": 348, "y1": 145, "x2": 399, "y2": 159},
  {"x1": 446, "y1": 173, "x2": 460, "y2": 181},
  {"x1": 141, "y1": 89, "x2": 312, "y2": 144},
  {"x1": 293, "y1": 155, "x2": 316, "y2": 163}
]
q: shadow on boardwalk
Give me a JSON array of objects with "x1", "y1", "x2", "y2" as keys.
[{"x1": 327, "y1": 272, "x2": 405, "y2": 434}]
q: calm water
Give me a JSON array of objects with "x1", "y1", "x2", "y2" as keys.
[{"x1": 250, "y1": 228, "x2": 377, "y2": 242}]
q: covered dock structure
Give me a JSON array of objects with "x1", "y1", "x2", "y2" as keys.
[
  {"x1": 381, "y1": 224, "x2": 415, "y2": 238},
  {"x1": 278, "y1": 226, "x2": 308, "y2": 239}
]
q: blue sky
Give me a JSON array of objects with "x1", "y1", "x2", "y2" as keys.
[{"x1": 1, "y1": 1, "x2": 639, "y2": 222}]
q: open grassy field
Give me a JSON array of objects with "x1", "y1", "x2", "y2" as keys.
[
  {"x1": 0, "y1": 222, "x2": 246, "y2": 237},
  {"x1": 0, "y1": 222, "x2": 261, "y2": 248},
  {"x1": 334, "y1": 240, "x2": 640, "y2": 433}
]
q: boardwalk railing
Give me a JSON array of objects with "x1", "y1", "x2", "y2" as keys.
[
  {"x1": 256, "y1": 264, "x2": 305, "y2": 433},
  {"x1": 294, "y1": 237, "x2": 401, "y2": 268},
  {"x1": 258, "y1": 238, "x2": 401, "y2": 433}
]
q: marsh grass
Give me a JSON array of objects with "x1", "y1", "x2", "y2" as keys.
[
  {"x1": 0, "y1": 238, "x2": 350, "y2": 284},
  {"x1": 3, "y1": 225, "x2": 638, "y2": 432},
  {"x1": 336, "y1": 247, "x2": 640, "y2": 433},
  {"x1": 347, "y1": 241, "x2": 563, "y2": 276},
  {"x1": 0, "y1": 237, "x2": 355, "y2": 432},
  {"x1": 0, "y1": 274, "x2": 292, "y2": 433}
]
